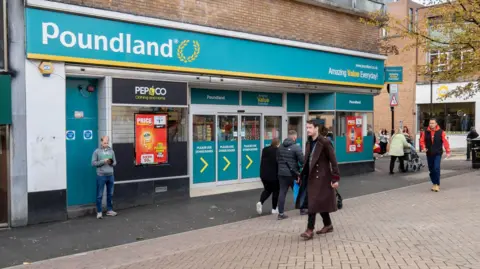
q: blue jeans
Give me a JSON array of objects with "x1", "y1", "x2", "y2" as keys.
[
  {"x1": 96, "y1": 175, "x2": 114, "y2": 213},
  {"x1": 427, "y1": 154, "x2": 442, "y2": 185}
]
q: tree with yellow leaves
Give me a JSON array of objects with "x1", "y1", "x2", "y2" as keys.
[{"x1": 364, "y1": 0, "x2": 479, "y2": 99}]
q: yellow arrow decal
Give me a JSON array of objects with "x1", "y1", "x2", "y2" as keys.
[
  {"x1": 223, "y1": 156, "x2": 231, "y2": 171},
  {"x1": 200, "y1": 157, "x2": 208, "y2": 173},
  {"x1": 246, "y1": 155, "x2": 253, "y2": 169}
]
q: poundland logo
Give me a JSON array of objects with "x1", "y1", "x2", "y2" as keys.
[
  {"x1": 349, "y1": 100, "x2": 361, "y2": 105},
  {"x1": 41, "y1": 22, "x2": 201, "y2": 63}
]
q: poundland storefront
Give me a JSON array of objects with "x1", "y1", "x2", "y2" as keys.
[{"x1": 24, "y1": 4, "x2": 385, "y2": 222}]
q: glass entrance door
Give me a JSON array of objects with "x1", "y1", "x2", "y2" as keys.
[
  {"x1": 240, "y1": 115, "x2": 261, "y2": 180},
  {"x1": 217, "y1": 115, "x2": 238, "y2": 182},
  {"x1": 192, "y1": 115, "x2": 216, "y2": 184}
]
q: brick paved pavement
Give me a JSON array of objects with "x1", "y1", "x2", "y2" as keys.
[{"x1": 9, "y1": 171, "x2": 480, "y2": 269}]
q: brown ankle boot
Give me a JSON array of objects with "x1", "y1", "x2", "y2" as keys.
[{"x1": 316, "y1": 225, "x2": 333, "y2": 234}]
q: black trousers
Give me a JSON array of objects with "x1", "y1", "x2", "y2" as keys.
[
  {"x1": 278, "y1": 176, "x2": 295, "y2": 214},
  {"x1": 380, "y1": 142, "x2": 388, "y2": 154},
  {"x1": 259, "y1": 180, "x2": 280, "y2": 209},
  {"x1": 390, "y1": 155, "x2": 405, "y2": 173},
  {"x1": 307, "y1": 212, "x2": 332, "y2": 230}
]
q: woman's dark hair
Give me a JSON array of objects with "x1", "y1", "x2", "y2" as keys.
[{"x1": 270, "y1": 138, "x2": 280, "y2": 147}]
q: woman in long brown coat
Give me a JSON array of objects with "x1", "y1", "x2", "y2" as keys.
[{"x1": 296, "y1": 120, "x2": 340, "y2": 240}]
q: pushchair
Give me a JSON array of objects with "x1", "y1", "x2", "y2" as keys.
[{"x1": 402, "y1": 144, "x2": 425, "y2": 172}]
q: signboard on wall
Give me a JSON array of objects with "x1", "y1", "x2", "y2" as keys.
[
  {"x1": 346, "y1": 116, "x2": 363, "y2": 153},
  {"x1": 112, "y1": 78, "x2": 187, "y2": 106},
  {"x1": 25, "y1": 8, "x2": 384, "y2": 88},
  {"x1": 191, "y1": 88, "x2": 240, "y2": 105},
  {"x1": 242, "y1": 91, "x2": 283, "y2": 107},
  {"x1": 134, "y1": 114, "x2": 168, "y2": 165},
  {"x1": 384, "y1": 66, "x2": 403, "y2": 83}
]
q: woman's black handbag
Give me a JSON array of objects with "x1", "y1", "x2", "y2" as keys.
[{"x1": 336, "y1": 190, "x2": 343, "y2": 210}]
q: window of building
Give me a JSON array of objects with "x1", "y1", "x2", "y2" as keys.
[
  {"x1": 429, "y1": 50, "x2": 450, "y2": 72},
  {"x1": 409, "y1": 8, "x2": 414, "y2": 32},
  {"x1": 417, "y1": 102, "x2": 475, "y2": 133},
  {"x1": 461, "y1": 50, "x2": 474, "y2": 69}
]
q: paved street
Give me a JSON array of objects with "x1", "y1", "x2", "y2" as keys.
[
  {"x1": 4, "y1": 162, "x2": 479, "y2": 269},
  {"x1": 0, "y1": 157, "x2": 471, "y2": 268}
]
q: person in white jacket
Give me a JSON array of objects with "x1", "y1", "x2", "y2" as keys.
[{"x1": 388, "y1": 128, "x2": 411, "y2": 175}]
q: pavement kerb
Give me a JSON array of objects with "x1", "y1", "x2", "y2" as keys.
[
  {"x1": 342, "y1": 170, "x2": 478, "y2": 202},
  {"x1": 8, "y1": 170, "x2": 479, "y2": 269}
]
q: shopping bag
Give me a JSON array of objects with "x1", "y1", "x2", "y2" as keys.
[{"x1": 293, "y1": 181, "x2": 300, "y2": 204}]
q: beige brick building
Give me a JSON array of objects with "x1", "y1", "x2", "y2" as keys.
[{"x1": 374, "y1": 0, "x2": 423, "y2": 135}]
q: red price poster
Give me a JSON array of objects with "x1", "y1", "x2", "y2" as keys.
[
  {"x1": 135, "y1": 114, "x2": 168, "y2": 165},
  {"x1": 346, "y1": 116, "x2": 363, "y2": 153}
]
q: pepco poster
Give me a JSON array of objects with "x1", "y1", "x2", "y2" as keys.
[
  {"x1": 346, "y1": 116, "x2": 363, "y2": 153},
  {"x1": 135, "y1": 114, "x2": 168, "y2": 165}
]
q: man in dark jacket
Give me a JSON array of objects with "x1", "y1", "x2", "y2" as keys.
[
  {"x1": 466, "y1": 127, "x2": 479, "y2": 161},
  {"x1": 257, "y1": 138, "x2": 280, "y2": 215},
  {"x1": 276, "y1": 130, "x2": 304, "y2": 220},
  {"x1": 420, "y1": 118, "x2": 451, "y2": 192}
]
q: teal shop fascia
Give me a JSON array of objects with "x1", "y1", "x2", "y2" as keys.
[{"x1": 25, "y1": 8, "x2": 385, "y2": 88}]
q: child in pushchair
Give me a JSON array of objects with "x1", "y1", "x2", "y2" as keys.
[{"x1": 402, "y1": 135, "x2": 425, "y2": 172}]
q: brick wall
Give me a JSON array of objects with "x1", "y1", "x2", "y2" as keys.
[{"x1": 48, "y1": 0, "x2": 380, "y2": 54}]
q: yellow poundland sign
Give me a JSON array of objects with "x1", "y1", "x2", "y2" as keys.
[{"x1": 200, "y1": 157, "x2": 208, "y2": 173}]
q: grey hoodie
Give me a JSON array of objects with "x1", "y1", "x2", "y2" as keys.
[
  {"x1": 276, "y1": 138, "x2": 304, "y2": 177},
  {"x1": 91, "y1": 147, "x2": 117, "y2": 176}
]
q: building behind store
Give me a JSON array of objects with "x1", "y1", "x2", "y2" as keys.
[
  {"x1": 6, "y1": 0, "x2": 387, "y2": 226},
  {"x1": 374, "y1": 0, "x2": 423, "y2": 135},
  {"x1": 378, "y1": 0, "x2": 479, "y2": 150},
  {"x1": 414, "y1": 5, "x2": 479, "y2": 150}
]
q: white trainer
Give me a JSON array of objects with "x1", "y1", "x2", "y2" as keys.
[
  {"x1": 256, "y1": 202, "x2": 262, "y2": 215},
  {"x1": 96, "y1": 212, "x2": 103, "y2": 219},
  {"x1": 106, "y1": 210, "x2": 117, "y2": 217},
  {"x1": 271, "y1": 208, "x2": 278, "y2": 214}
]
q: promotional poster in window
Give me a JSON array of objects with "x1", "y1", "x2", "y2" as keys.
[
  {"x1": 135, "y1": 114, "x2": 168, "y2": 165},
  {"x1": 346, "y1": 116, "x2": 363, "y2": 153}
]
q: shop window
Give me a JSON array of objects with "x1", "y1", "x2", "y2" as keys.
[
  {"x1": 112, "y1": 107, "x2": 188, "y2": 144},
  {"x1": 418, "y1": 102, "x2": 475, "y2": 133},
  {"x1": 264, "y1": 116, "x2": 282, "y2": 141},
  {"x1": 288, "y1": 117, "x2": 303, "y2": 140},
  {"x1": 336, "y1": 112, "x2": 374, "y2": 137},
  {"x1": 308, "y1": 112, "x2": 335, "y2": 138},
  {"x1": 193, "y1": 115, "x2": 215, "y2": 142}
]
